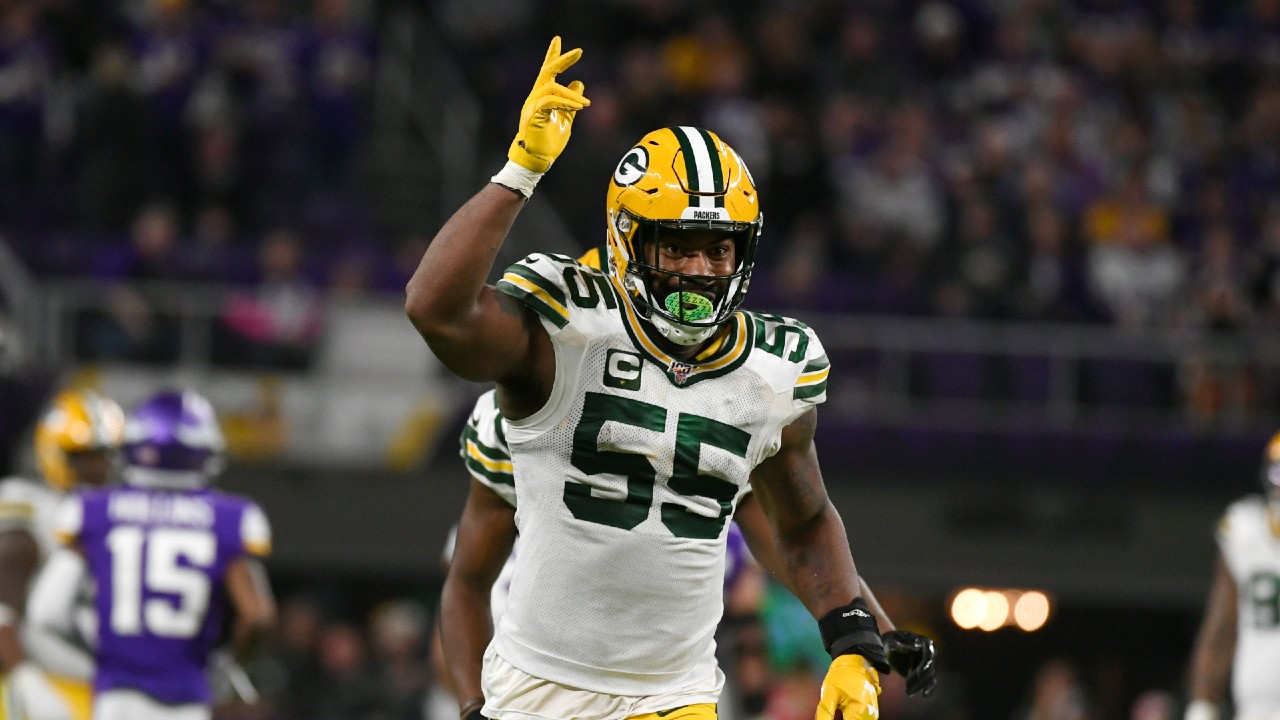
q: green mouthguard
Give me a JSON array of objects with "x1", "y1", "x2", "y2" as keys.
[{"x1": 664, "y1": 292, "x2": 714, "y2": 321}]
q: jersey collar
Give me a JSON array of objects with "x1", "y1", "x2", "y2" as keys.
[{"x1": 611, "y1": 275, "x2": 754, "y2": 386}]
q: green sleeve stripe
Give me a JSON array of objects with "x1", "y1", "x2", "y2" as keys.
[
  {"x1": 496, "y1": 282, "x2": 570, "y2": 329},
  {"x1": 803, "y1": 355, "x2": 830, "y2": 372},
  {"x1": 493, "y1": 412, "x2": 508, "y2": 449},
  {"x1": 465, "y1": 456, "x2": 515, "y2": 486},
  {"x1": 461, "y1": 424, "x2": 510, "y2": 461},
  {"x1": 793, "y1": 380, "x2": 827, "y2": 401},
  {"x1": 505, "y1": 264, "x2": 568, "y2": 306}
]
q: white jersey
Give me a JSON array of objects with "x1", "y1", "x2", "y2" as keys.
[
  {"x1": 0, "y1": 476, "x2": 64, "y2": 560},
  {"x1": 456, "y1": 389, "x2": 519, "y2": 622},
  {"x1": 490, "y1": 253, "x2": 827, "y2": 695},
  {"x1": 1218, "y1": 495, "x2": 1280, "y2": 716}
]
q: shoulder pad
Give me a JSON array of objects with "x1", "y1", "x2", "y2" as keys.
[
  {"x1": 749, "y1": 312, "x2": 829, "y2": 406},
  {"x1": 496, "y1": 253, "x2": 619, "y2": 331},
  {"x1": 459, "y1": 391, "x2": 516, "y2": 507}
]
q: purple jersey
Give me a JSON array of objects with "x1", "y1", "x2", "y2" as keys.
[
  {"x1": 724, "y1": 522, "x2": 749, "y2": 592},
  {"x1": 57, "y1": 487, "x2": 271, "y2": 705}
]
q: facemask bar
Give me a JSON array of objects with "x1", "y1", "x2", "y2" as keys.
[{"x1": 616, "y1": 212, "x2": 760, "y2": 331}]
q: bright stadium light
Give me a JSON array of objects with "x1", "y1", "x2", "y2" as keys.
[
  {"x1": 1014, "y1": 590, "x2": 1051, "y2": 631},
  {"x1": 950, "y1": 588, "x2": 987, "y2": 629},
  {"x1": 977, "y1": 590, "x2": 1009, "y2": 631},
  {"x1": 951, "y1": 587, "x2": 1054, "y2": 631}
]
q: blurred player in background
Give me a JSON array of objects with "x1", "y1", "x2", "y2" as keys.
[
  {"x1": 26, "y1": 390, "x2": 277, "y2": 720},
  {"x1": 0, "y1": 388, "x2": 124, "y2": 720},
  {"x1": 1184, "y1": 430, "x2": 1280, "y2": 720}
]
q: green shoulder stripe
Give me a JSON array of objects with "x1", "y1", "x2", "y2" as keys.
[
  {"x1": 496, "y1": 281, "x2": 570, "y2": 329},
  {"x1": 793, "y1": 380, "x2": 827, "y2": 401}
]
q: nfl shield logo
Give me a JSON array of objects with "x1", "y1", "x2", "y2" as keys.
[{"x1": 670, "y1": 361, "x2": 694, "y2": 384}]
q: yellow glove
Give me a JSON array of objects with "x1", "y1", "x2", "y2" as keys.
[
  {"x1": 508, "y1": 36, "x2": 590, "y2": 173},
  {"x1": 815, "y1": 654, "x2": 882, "y2": 720}
]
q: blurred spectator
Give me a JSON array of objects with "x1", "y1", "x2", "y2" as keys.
[
  {"x1": 1128, "y1": 690, "x2": 1175, "y2": 720},
  {"x1": 1180, "y1": 224, "x2": 1256, "y2": 423},
  {"x1": 930, "y1": 196, "x2": 1018, "y2": 319},
  {"x1": 312, "y1": 623, "x2": 384, "y2": 720},
  {"x1": 368, "y1": 600, "x2": 431, "y2": 720},
  {"x1": 269, "y1": 595, "x2": 327, "y2": 719},
  {"x1": 0, "y1": 3, "x2": 51, "y2": 223},
  {"x1": 837, "y1": 105, "x2": 944, "y2": 253},
  {"x1": 1011, "y1": 204, "x2": 1090, "y2": 322},
  {"x1": 217, "y1": 228, "x2": 323, "y2": 370},
  {"x1": 184, "y1": 203, "x2": 241, "y2": 281},
  {"x1": 297, "y1": 0, "x2": 373, "y2": 193},
  {"x1": 1085, "y1": 172, "x2": 1185, "y2": 328},
  {"x1": 1250, "y1": 210, "x2": 1280, "y2": 330},
  {"x1": 130, "y1": 0, "x2": 208, "y2": 208},
  {"x1": 78, "y1": 202, "x2": 184, "y2": 362},
  {"x1": 76, "y1": 44, "x2": 151, "y2": 233},
  {"x1": 1012, "y1": 658, "x2": 1090, "y2": 720}
]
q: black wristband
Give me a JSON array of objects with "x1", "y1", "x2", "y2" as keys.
[
  {"x1": 464, "y1": 709, "x2": 486, "y2": 720},
  {"x1": 818, "y1": 598, "x2": 890, "y2": 673}
]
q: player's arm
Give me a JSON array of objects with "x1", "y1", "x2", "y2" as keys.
[
  {"x1": 750, "y1": 408, "x2": 888, "y2": 720},
  {"x1": 440, "y1": 479, "x2": 517, "y2": 718},
  {"x1": 737, "y1": 495, "x2": 893, "y2": 624},
  {"x1": 23, "y1": 547, "x2": 94, "y2": 682},
  {"x1": 404, "y1": 36, "x2": 587, "y2": 383},
  {"x1": 749, "y1": 409, "x2": 874, "y2": 634},
  {"x1": 1185, "y1": 553, "x2": 1236, "y2": 720},
  {"x1": 736, "y1": 493, "x2": 936, "y2": 697},
  {"x1": 0, "y1": 527, "x2": 39, "y2": 672},
  {"x1": 225, "y1": 556, "x2": 276, "y2": 662}
]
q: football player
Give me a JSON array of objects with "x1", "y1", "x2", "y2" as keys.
[
  {"x1": 25, "y1": 390, "x2": 277, "y2": 720},
  {"x1": 445, "y1": 387, "x2": 936, "y2": 720},
  {"x1": 405, "y1": 36, "x2": 925, "y2": 720},
  {"x1": 1185, "y1": 430, "x2": 1280, "y2": 720},
  {"x1": 0, "y1": 388, "x2": 124, "y2": 720}
]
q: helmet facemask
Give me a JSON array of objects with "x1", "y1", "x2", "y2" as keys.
[{"x1": 610, "y1": 211, "x2": 758, "y2": 346}]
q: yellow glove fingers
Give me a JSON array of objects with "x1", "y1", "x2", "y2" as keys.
[
  {"x1": 547, "y1": 46, "x2": 583, "y2": 75},
  {"x1": 542, "y1": 35, "x2": 561, "y2": 68},
  {"x1": 506, "y1": 37, "x2": 588, "y2": 174},
  {"x1": 813, "y1": 690, "x2": 837, "y2": 720},
  {"x1": 535, "y1": 37, "x2": 583, "y2": 87},
  {"x1": 533, "y1": 82, "x2": 589, "y2": 108}
]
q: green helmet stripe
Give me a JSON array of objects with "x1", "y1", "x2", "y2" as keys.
[
  {"x1": 673, "y1": 127, "x2": 701, "y2": 204},
  {"x1": 694, "y1": 127, "x2": 726, "y2": 207}
]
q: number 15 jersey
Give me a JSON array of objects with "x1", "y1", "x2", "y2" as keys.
[
  {"x1": 54, "y1": 487, "x2": 271, "y2": 705},
  {"x1": 491, "y1": 253, "x2": 829, "y2": 696}
]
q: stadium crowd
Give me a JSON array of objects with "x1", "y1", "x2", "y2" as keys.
[
  {"x1": 2, "y1": 2, "x2": 1280, "y2": 718},
  {"x1": 2, "y1": 0, "x2": 1279, "y2": 416}
]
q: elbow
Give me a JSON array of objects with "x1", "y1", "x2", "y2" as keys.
[
  {"x1": 404, "y1": 286, "x2": 457, "y2": 344},
  {"x1": 242, "y1": 601, "x2": 278, "y2": 637}
]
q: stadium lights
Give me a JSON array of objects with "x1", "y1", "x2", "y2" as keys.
[{"x1": 949, "y1": 587, "x2": 1052, "y2": 632}]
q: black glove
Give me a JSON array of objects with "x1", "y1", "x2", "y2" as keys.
[{"x1": 882, "y1": 629, "x2": 937, "y2": 698}]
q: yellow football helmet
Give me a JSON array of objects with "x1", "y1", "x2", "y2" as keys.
[
  {"x1": 577, "y1": 246, "x2": 605, "y2": 270},
  {"x1": 34, "y1": 389, "x2": 125, "y2": 491},
  {"x1": 605, "y1": 126, "x2": 762, "y2": 346},
  {"x1": 1264, "y1": 429, "x2": 1280, "y2": 513}
]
